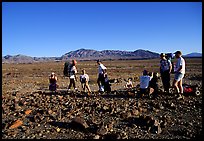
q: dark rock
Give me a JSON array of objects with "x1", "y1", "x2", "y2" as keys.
[{"x1": 71, "y1": 117, "x2": 89, "y2": 129}]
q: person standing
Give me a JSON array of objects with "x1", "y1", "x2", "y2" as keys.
[
  {"x1": 160, "y1": 53, "x2": 172, "y2": 93},
  {"x1": 172, "y1": 51, "x2": 185, "y2": 100},
  {"x1": 97, "y1": 60, "x2": 107, "y2": 92},
  {"x1": 80, "y1": 69, "x2": 92, "y2": 95},
  {"x1": 68, "y1": 60, "x2": 78, "y2": 91}
]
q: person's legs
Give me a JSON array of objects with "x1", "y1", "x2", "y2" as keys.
[
  {"x1": 178, "y1": 78, "x2": 183, "y2": 94},
  {"x1": 68, "y1": 78, "x2": 72, "y2": 89},
  {"x1": 81, "y1": 83, "x2": 85, "y2": 92},
  {"x1": 163, "y1": 71, "x2": 170, "y2": 92},
  {"x1": 166, "y1": 72, "x2": 171, "y2": 93},
  {"x1": 172, "y1": 79, "x2": 179, "y2": 94},
  {"x1": 85, "y1": 82, "x2": 91, "y2": 93},
  {"x1": 68, "y1": 79, "x2": 75, "y2": 89},
  {"x1": 73, "y1": 79, "x2": 76, "y2": 89},
  {"x1": 97, "y1": 76, "x2": 101, "y2": 90},
  {"x1": 161, "y1": 73, "x2": 166, "y2": 92}
]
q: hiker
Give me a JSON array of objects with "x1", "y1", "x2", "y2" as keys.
[
  {"x1": 139, "y1": 70, "x2": 153, "y2": 97},
  {"x1": 49, "y1": 72, "x2": 58, "y2": 91},
  {"x1": 68, "y1": 60, "x2": 78, "y2": 91},
  {"x1": 172, "y1": 51, "x2": 186, "y2": 100},
  {"x1": 104, "y1": 72, "x2": 111, "y2": 92},
  {"x1": 97, "y1": 60, "x2": 107, "y2": 92},
  {"x1": 149, "y1": 72, "x2": 159, "y2": 98},
  {"x1": 125, "y1": 78, "x2": 133, "y2": 89},
  {"x1": 80, "y1": 69, "x2": 91, "y2": 95},
  {"x1": 160, "y1": 53, "x2": 172, "y2": 93}
]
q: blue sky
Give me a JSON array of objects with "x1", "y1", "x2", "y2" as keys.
[{"x1": 2, "y1": 2, "x2": 202, "y2": 57}]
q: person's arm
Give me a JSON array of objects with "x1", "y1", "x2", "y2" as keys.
[
  {"x1": 131, "y1": 82, "x2": 133, "y2": 87},
  {"x1": 169, "y1": 61, "x2": 172, "y2": 73},
  {"x1": 101, "y1": 64, "x2": 107, "y2": 74},
  {"x1": 73, "y1": 66, "x2": 77, "y2": 81},
  {"x1": 86, "y1": 74, "x2": 89, "y2": 82},
  {"x1": 175, "y1": 59, "x2": 183, "y2": 73},
  {"x1": 176, "y1": 66, "x2": 182, "y2": 73}
]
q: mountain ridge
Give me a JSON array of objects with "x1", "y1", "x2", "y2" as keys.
[{"x1": 2, "y1": 49, "x2": 202, "y2": 64}]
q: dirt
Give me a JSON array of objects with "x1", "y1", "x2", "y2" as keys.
[{"x1": 2, "y1": 58, "x2": 202, "y2": 139}]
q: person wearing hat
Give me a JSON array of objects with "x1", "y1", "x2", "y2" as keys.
[
  {"x1": 97, "y1": 60, "x2": 107, "y2": 92},
  {"x1": 49, "y1": 72, "x2": 58, "y2": 91},
  {"x1": 159, "y1": 53, "x2": 172, "y2": 93},
  {"x1": 172, "y1": 51, "x2": 186, "y2": 100},
  {"x1": 68, "y1": 60, "x2": 78, "y2": 91}
]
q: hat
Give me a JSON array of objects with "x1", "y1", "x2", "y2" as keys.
[
  {"x1": 51, "y1": 72, "x2": 55, "y2": 75},
  {"x1": 97, "y1": 59, "x2": 101, "y2": 63},
  {"x1": 160, "y1": 53, "x2": 165, "y2": 57},
  {"x1": 174, "y1": 51, "x2": 182, "y2": 55}
]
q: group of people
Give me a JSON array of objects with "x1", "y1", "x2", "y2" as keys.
[
  {"x1": 49, "y1": 50, "x2": 186, "y2": 99},
  {"x1": 49, "y1": 59, "x2": 111, "y2": 95}
]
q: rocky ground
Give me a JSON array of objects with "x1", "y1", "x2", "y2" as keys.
[
  {"x1": 2, "y1": 84, "x2": 202, "y2": 139},
  {"x1": 2, "y1": 58, "x2": 202, "y2": 139}
]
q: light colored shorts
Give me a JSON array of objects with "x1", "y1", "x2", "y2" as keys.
[{"x1": 174, "y1": 72, "x2": 184, "y2": 81}]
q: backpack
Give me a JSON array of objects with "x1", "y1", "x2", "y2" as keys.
[
  {"x1": 166, "y1": 53, "x2": 174, "y2": 74},
  {"x1": 80, "y1": 77, "x2": 86, "y2": 83},
  {"x1": 63, "y1": 61, "x2": 72, "y2": 77}
]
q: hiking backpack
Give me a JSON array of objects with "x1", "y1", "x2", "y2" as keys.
[{"x1": 63, "y1": 61, "x2": 72, "y2": 77}]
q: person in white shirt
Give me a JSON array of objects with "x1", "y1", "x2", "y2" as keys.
[
  {"x1": 97, "y1": 60, "x2": 107, "y2": 92},
  {"x1": 172, "y1": 51, "x2": 186, "y2": 100},
  {"x1": 139, "y1": 70, "x2": 153, "y2": 97},
  {"x1": 80, "y1": 69, "x2": 91, "y2": 95},
  {"x1": 68, "y1": 60, "x2": 77, "y2": 90}
]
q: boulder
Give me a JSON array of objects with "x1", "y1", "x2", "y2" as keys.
[{"x1": 71, "y1": 117, "x2": 89, "y2": 129}]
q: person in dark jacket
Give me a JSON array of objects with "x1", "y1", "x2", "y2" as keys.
[{"x1": 160, "y1": 53, "x2": 172, "y2": 93}]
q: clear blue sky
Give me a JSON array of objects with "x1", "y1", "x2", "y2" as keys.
[{"x1": 2, "y1": 2, "x2": 202, "y2": 57}]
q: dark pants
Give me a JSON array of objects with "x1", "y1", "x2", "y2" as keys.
[
  {"x1": 161, "y1": 70, "x2": 170, "y2": 92},
  {"x1": 68, "y1": 78, "x2": 76, "y2": 89},
  {"x1": 97, "y1": 73, "x2": 105, "y2": 90},
  {"x1": 49, "y1": 83, "x2": 57, "y2": 91}
]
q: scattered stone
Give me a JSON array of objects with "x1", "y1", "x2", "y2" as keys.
[
  {"x1": 9, "y1": 119, "x2": 23, "y2": 129},
  {"x1": 93, "y1": 135, "x2": 100, "y2": 139},
  {"x1": 71, "y1": 117, "x2": 89, "y2": 129},
  {"x1": 56, "y1": 128, "x2": 61, "y2": 132},
  {"x1": 25, "y1": 109, "x2": 32, "y2": 115}
]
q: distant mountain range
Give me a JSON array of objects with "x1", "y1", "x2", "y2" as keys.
[
  {"x1": 2, "y1": 49, "x2": 202, "y2": 64},
  {"x1": 183, "y1": 52, "x2": 202, "y2": 58}
]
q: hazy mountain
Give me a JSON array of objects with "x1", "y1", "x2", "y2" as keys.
[
  {"x1": 60, "y1": 48, "x2": 159, "y2": 60},
  {"x1": 184, "y1": 52, "x2": 202, "y2": 58},
  {"x1": 2, "y1": 54, "x2": 34, "y2": 64},
  {"x1": 3, "y1": 49, "x2": 201, "y2": 64}
]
